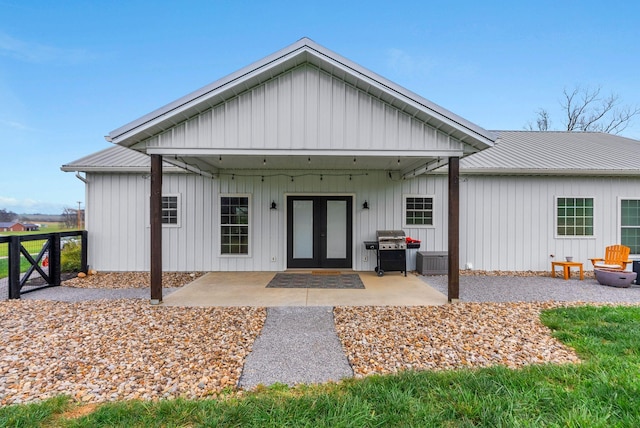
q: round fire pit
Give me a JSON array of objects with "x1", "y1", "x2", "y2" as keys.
[{"x1": 594, "y1": 269, "x2": 637, "y2": 288}]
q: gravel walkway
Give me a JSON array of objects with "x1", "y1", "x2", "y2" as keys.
[
  {"x1": 422, "y1": 274, "x2": 640, "y2": 303},
  {"x1": 239, "y1": 307, "x2": 353, "y2": 388}
]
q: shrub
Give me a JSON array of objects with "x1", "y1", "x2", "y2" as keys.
[{"x1": 60, "y1": 240, "x2": 81, "y2": 272}]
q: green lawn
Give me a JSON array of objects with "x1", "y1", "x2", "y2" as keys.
[
  {"x1": 0, "y1": 257, "x2": 39, "y2": 280},
  {"x1": 1, "y1": 305, "x2": 639, "y2": 427}
]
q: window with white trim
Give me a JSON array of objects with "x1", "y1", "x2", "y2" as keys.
[
  {"x1": 556, "y1": 197, "x2": 594, "y2": 236},
  {"x1": 220, "y1": 195, "x2": 250, "y2": 255},
  {"x1": 162, "y1": 195, "x2": 179, "y2": 225},
  {"x1": 621, "y1": 199, "x2": 640, "y2": 254},
  {"x1": 404, "y1": 195, "x2": 434, "y2": 226}
]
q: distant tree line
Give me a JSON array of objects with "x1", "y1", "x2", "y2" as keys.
[{"x1": 0, "y1": 209, "x2": 18, "y2": 222}]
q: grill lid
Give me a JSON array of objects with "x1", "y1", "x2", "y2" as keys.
[{"x1": 376, "y1": 230, "x2": 406, "y2": 240}]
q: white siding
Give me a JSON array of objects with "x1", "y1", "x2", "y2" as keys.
[
  {"x1": 86, "y1": 170, "x2": 448, "y2": 272},
  {"x1": 458, "y1": 175, "x2": 640, "y2": 271},
  {"x1": 145, "y1": 65, "x2": 459, "y2": 152},
  {"x1": 85, "y1": 170, "x2": 640, "y2": 273}
]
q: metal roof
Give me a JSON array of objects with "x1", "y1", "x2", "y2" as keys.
[
  {"x1": 65, "y1": 131, "x2": 640, "y2": 177},
  {"x1": 106, "y1": 37, "x2": 494, "y2": 152},
  {"x1": 61, "y1": 145, "x2": 181, "y2": 172},
  {"x1": 457, "y1": 131, "x2": 640, "y2": 176}
]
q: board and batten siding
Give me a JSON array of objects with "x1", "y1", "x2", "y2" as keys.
[
  {"x1": 458, "y1": 175, "x2": 640, "y2": 271},
  {"x1": 85, "y1": 170, "x2": 448, "y2": 272},
  {"x1": 146, "y1": 64, "x2": 461, "y2": 153},
  {"x1": 85, "y1": 170, "x2": 640, "y2": 273}
]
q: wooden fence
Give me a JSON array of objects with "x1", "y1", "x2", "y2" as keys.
[{"x1": 0, "y1": 231, "x2": 87, "y2": 299}]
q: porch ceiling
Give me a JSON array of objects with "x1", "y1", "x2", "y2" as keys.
[{"x1": 161, "y1": 152, "x2": 455, "y2": 178}]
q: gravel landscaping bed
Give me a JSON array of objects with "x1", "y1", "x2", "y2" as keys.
[
  {"x1": 1, "y1": 271, "x2": 639, "y2": 406},
  {"x1": 63, "y1": 271, "x2": 205, "y2": 289},
  {"x1": 0, "y1": 300, "x2": 265, "y2": 405},
  {"x1": 334, "y1": 302, "x2": 582, "y2": 377}
]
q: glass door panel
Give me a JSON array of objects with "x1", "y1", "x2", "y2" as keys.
[
  {"x1": 326, "y1": 200, "x2": 347, "y2": 259},
  {"x1": 293, "y1": 200, "x2": 314, "y2": 259}
]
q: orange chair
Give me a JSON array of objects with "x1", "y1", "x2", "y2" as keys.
[{"x1": 589, "y1": 245, "x2": 632, "y2": 270}]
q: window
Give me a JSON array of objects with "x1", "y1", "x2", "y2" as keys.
[
  {"x1": 404, "y1": 196, "x2": 434, "y2": 226},
  {"x1": 162, "y1": 196, "x2": 179, "y2": 225},
  {"x1": 556, "y1": 197, "x2": 594, "y2": 236},
  {"x1": 221, "y1": 196, "x2": 250, "y2": 255},
  {"x1": 621, "y1": 199, "x2": 640, "y2": 254}
]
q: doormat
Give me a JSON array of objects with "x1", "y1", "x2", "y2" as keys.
[{"x1": 266, "y1": 273, "x2": 365, "y2": 289}]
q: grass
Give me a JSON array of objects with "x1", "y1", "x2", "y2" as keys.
[
  {"x1": 1, "y1": 305, "x2": 639, "y2": 427},
  {"x1": 0, "y1": 257, "x2": 37, "y2": 280}
]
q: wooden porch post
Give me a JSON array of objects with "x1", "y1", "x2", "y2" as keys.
[
  {"x1": 448, "y1": 156, "x2": 460, "y2": 302},
  {"x1": 150, "y1": 154, "x2": 163, "y2": 304}
]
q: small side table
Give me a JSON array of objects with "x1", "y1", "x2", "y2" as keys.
[{"x1": 551, "y1": 261, "x2": 584, "y2": 280}]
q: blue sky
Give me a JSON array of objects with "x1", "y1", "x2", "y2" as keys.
[{"x1": 1, "y1": 0, "x2": 639, "y2": 214}]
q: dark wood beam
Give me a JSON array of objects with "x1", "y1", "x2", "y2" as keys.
[
  {"x1": 448, "y1": 156, "x2": 460, "y2": 302},
  {"x1": 150, "y1": 154, "x2": 163, "y2": 304}
]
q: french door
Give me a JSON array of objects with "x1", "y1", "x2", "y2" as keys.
[{"x1": 287, "y1": 196, "x2": 353, "y2": 269}]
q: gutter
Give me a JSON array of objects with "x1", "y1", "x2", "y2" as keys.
[{"x1": 430, "y1": 168, "x2": 640, "y2": 177}]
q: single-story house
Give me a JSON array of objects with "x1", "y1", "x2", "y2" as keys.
[
  {"x1": 0, "y1": 222, "x2": 26, "y2": 232},
  {"x1": 62, "y1": 38, "x2": 640, "y2": 302}
]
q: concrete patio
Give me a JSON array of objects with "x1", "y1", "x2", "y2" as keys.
[{"x1": 161, "y1": 271, "x2": 448, "y2": 307}]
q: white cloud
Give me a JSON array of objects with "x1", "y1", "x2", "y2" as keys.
[
  {"x1": 0, "y1": 119, "x2": 33, "y2": 132},
  {"x1": 0, "y1": 196, "x2": 65, "y2": 214},
  {"x1": 386, "y1": 48, "x2": 436, "y2": 77},
  {"x1": 0, "y1": 32, "x2": 96, "y2": 64}
]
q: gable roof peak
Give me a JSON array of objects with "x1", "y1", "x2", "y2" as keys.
[{"x1": 107, "y1": 38, "x2": 494, "y2": 150}]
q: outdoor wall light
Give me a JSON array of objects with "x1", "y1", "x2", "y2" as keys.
[
  {"x1": 362, "y1": 201, "x2": 369, "y2": 210},
  {"x1": 270, "y1": 201, "x2": 277, "y2": 210}
]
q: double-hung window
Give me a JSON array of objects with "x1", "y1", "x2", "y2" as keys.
[
  {"x1": 404, "y1": 195, "x2": 434, "y2": 227},
  {"x1": 221, "y1": 195, "x2": 250, "y2": 255},
  {"x1": 621, "y1": 199, "x2": 640, "y2": 255},
  {"x1": 556, "y1": 197, "x2": 594, "y2": 237},
  {"x1": 162, "y1": 195, "x2": 179, "y2": 225}
]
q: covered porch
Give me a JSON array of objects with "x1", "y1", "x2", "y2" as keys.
[
  {"x1": 102, "y1": 38, "x2": 495, "y2": 304},
  {"x1": 161, "y1": 271, "x2": 448, "y2": 307}
]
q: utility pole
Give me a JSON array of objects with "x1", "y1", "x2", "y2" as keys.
[{"x1": 77, "y1": 201, "x2": 82, "y2": 230}]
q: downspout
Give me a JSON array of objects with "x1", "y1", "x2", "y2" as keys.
[{"x1": 75, "y1": 172, "x2": 88, "y2": 184}]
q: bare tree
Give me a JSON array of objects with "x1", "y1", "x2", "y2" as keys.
[
  {"x1": 526, "y1": 108, "x2": 550, "y2": 131},
  {"x1": 61, "y1": 207, "x2": 77, "y2": 229},
  {"x1": 528, "y1": 86, "x2": 640, "y2": 134}
]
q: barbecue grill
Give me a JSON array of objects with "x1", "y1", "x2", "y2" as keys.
[{"x1": 363, "y1": 230, "x2": 419, "y2": 277}]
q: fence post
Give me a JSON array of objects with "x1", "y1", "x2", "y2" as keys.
[
  {"x1": 81, "y1": 230, "x2": 88, "y2": 273},
  {"x1": 8, "y1": 235, "x2": 21, "y2": 299},
  {"x1": 49, "y1": 234, "x2": 61, "y2": 286}
]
